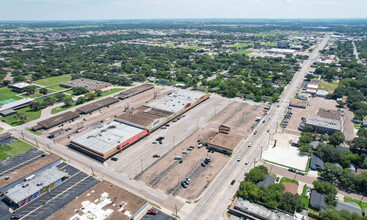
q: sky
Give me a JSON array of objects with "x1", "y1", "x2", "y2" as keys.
[{"x1": 0, "y1": 0, "x2": 366, "y2": 21}]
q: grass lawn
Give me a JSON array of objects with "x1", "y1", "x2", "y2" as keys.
[
  {"x1": 230, "y1": 43, "x2": 252, "y2": 49},
  {"x1": 262, "y1": 42, "x2": 277, "y2": 47},
  {"x1": 26, "y1": 128, "x2": 42, "y2": 135},
  {"x1": 0, "y1": 87, "x2": 22, "y2": 103},
  {"x1": 344, "y1": 196, "x2": 367, "y2": 214},
  {"x1": 51, "y1": 88, "x2": 123, "y2": 114},
  {"x1": 279, "y1": 177, "x2": 299, "y2": 185},
  {"x1": 0, "y1": 140, "x2": 33, "y2": 161},
  {"x1": 33, "y1": 75, "x2": 72, "y2": 86},
  {"x1": 319, "y1": 81, "x2": 339, "y2": 91},
  {"x1": 1, "y1": 107, "x2": 42, "y2": 125},
  {"x1": 48, "y1": 84, "x2": 68, "y2": 92},
  {"x1": 236, "y1": 50, "x2": 252, "y2": 55},
  {"x1": 354, "y1": 123, "x2": 362, "y2": 130}
]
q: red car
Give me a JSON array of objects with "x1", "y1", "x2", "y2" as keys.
[
  {"x1": 147, "y1": 209, "x2": 157, "y2": 215},
  {"x1": 189, "y1": 146, "x2": 195, "y2": 149}
]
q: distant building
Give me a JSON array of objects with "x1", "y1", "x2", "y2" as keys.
[
  {"x1": 0, "y1": 98, "x2": 34, "y2": 116},
  {"x1": 290, "y1": 99, "x2": 307, "y2": 109},
  {"x1": 306, "y1": 114, "x2": 342, "y2": 135},
  {"x1": 290, "y1": 45, "x2": 303, "y2": 51},
  {"x1": 277, "y1": 40, "x2": 289, "y2": 49},
  {"x1": 11, "y1": 82, "x2": 31, "y2": 93},
  {"x1": 298, "y1": 93, "x2": 309, "y2": 101},
  {"x1": 316, "y1": 90, "x2": 329, "y2": 97}
]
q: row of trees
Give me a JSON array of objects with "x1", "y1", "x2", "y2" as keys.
[{"x1": 236, "y1": 166, "x2": 305, "y2": 213}]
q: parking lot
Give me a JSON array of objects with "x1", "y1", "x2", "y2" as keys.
[
  {"x1": 0, "y1": 162, "x2": 99, "y2": 220},
  {"x1": 141, "y1": 207, "x2": 176, "y2": 220},
  {"x1": 0, "y1": 148, "x2": 44, "y2": 177}
]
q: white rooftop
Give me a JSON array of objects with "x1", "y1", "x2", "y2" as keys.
[
  {"x1": 72, "y1": 120, "x2": 144, "y2": 154},
  {"x1": 307, "y1": 114, "x2": 342, "y2": 131},
  {"x1": 6, "y1": 166, "x2": 67, "y2": 204},
  {"x1": 12, "y1": 82, "x2": 30, "y2": 89},
  {"x1": 0, "y1": 98, "x2": 34, "y2": 112},
  {"x1": 147, "y1": 90, "x2": 205, "y2": 113}
]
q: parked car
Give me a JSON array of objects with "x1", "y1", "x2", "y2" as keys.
[
  {"x1": 245, "y1": 161, "x2": 249, "y2": 165},
  {"x1": 111, "y1": 157, "x2": 118, "y2": 161},
  {"x1": 205, "y1": 157, "x2": 211, "y2": 162},
  {"x1": 182, "y1": 151, "x2": 188, "y2": 154},
  {"x1": 276, "y1": 177, "x2": 280, "y2": 182},
  {"x1": 189, "y1": 145, "x2": 195, "y2": 149},
  {"x1": 152, "y1": 154, "x2": 160, "y2": 158},
  {"x1": 248, "y1": 142, "x2": 252, "y2": 147},
  {"x1": 10, "y1": 215, "x2": 22, "y2": 219},
  {"x1": 231, "y1": 179, "x2": 236, "y2": 185},
  {"x1": 237, "y1": 156, "x2": 242, "y2": 162},
  {"x1": 254, "y1": 131, "x2": 258, "y2": 135},
  {"x1": 161, "y1": 126, "x2": 167, "y2": 129},
  {"x1": 267, "y1": 129, "x2": 270, "y2": 132},
  {"x1": 147, "y1": 209, "x2": 157, "y2": 215},
  {"x1": 186, "y1": 178, "x2": 191, "y2": 183},
  {"x1": 198, "y1": 143, "x2": 203, "y2": 148},
  {"x1": 181, "y1": 181, "x2": 187, "y2": 188},
  {"x1": 201, "y1": 162, "x2": 206, "y2": 167}
]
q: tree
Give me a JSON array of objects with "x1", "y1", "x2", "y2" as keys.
[
  {"x1": 321, "y1": 208, "x2": 365, "y2": 220},
  {"x1": 76, "y1": 96, "x2": 86, "y2": 105},
  {"x1": 315, "y1": 143, "x2": 344, "y2": 163},
  {"x1": 95, "y1": 89, "x2": 103, "y2": 96},
  {"x1": 245, "y1": 165, "x2": 268, "y2": 183},
  {"x1": 299, "y1": 132, "x2": 314, "y2": 144},
  {"x1": 29, "y1": 102, "x2": 43, "y2": 111},
  {"x1": 39, "y1": 88, "x2": 48, "y2": 95},
  {"x1": 85, "y1": 92, "x2": 96, "y2": 100},
  {"x1": 43, "y1": 96, "x2": 56, "y2": 106},
  {"x1": 299, "y1": 144, "x2": 311, "y2": 153},
  {"x1": 62, "y1": 97, "x2": 73, "y2": 107},
  {"x1": 54, "y1": 93, "x2": 66, "y2": 102},
  {"x1": 320, "y1": 162, "x2": 343, "y2": 183},
  {"x1": 328, "y1": 131, "x2": 345, "y2": 146},
  {"x1": 302, "y1": 125, "x2": 314, "y2": 132},
  {"x1": 313, "y1": 181, "x2": 338, "y2": 206},
  {"x1": 13, "y1": 113, "x2": 27, "y2": 125},
  {"x1": 278, "y1": 192, "x2": 305, "y2": 213},
  {"x1": 72, "y1": 87, "x2": 88, "y2": 95},
  {"x1": 24, "y1": 85, "x2": 37, "y2": 95},
  {"x1": 236, "y1": 181, "x2": 261, "y2": 202},
  {"x1": 2, "y1": 80, "x2": 10, "y2": 86}
]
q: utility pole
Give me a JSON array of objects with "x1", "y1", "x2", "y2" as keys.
[
  {"x1": 90, "y1": 166, "x2": 95, "y2": 176},
  {"x1": 47, "y1": 144, "x2": 52, "y2": 153},
  {"x1": 253, "y1": 158, "x2": 256, "y2": 168},
  {"x1": 34, "y1": 138, "x2": 39, "y2": 147},
  {"x1": 177, "y1": 174, "x2": 179, "y2": 187},
  {"x1": 175, "y1": 204, "x2": 178, "y2": 218},
  {"x1": 196, "y1": 120, "x2": 199, "y2": 130},
  {"x1": 21, "y1": 130, "x2": 24, "y2": 139},
  {"x1": 140, "y1": 159, "x2": 143, "y2": 173},
  {"x1": 260, "y1": 147, "x2": 263, "y2": 160},
  {"x1": 173, "y1": 136, "x2": 175, "y2": 148}
]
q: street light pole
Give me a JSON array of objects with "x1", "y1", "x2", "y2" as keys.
[{"x1": 140, "y1": 159, "x2": 143, "y2": 173}]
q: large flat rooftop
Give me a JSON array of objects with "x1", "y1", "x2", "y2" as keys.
[
  {"x1": 146, "y1": 90, "x2": 206, "y2": 113},
  {"x1": 71, "y1": 121, "x2": 144, "y2": 155},
  {"x1": 0, "y1": 98, "x2": 34, "y2": 112},
  {"x1": 60, "y1": 78, "x2": 111, "y2": 91},
  {"x1": 0, "y1": 154, "x2": 61, "y2": 190},
  {"x1": 76, "y1": 97, "x2": 119, "y2": 114},
  {"x1": 48, "y1": 180, "x2": 147, "y2": 220},
  {"x1": 6, "y1": 166, "x2": 68, "y2": 204},
  {"x1": 207, "y1": 132, "x2": 243, "y2": 151},
  {"x1": 306, "y1": 114, "x2": 341, "y2": 131},
  {"x1": 115, "y1": 106, "x2": 171, "y2": 128},
  {"x1": 115, "y1": 84, "x2": 154, "y2": 100},
  {"x1": 37, "y1": 111, "x2": 79, "y2": 129}
]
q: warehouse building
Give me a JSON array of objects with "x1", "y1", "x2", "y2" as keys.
[
  {"x1": 4, "y1": 166, "x2": 68, "y2": 209},
  {"x1": 0, "y1": 154, "x2": 61, "y2": 194},
  {"x1": 76, "y1": 97, "x2": 119, "y2": 114},
  {"x1": 70, "y1": 120, "x2": 148, "y2": 161},
  {"x1": 290, "y1": 99, "x2": 307, "y2": 109},
  {"x1": 306, "y1": 114, "x2": 341, "y2": 135},
  {"x1": 48, "y1": 180, "x2": 148, "y2": 220},
  {"x1": 115, "y1": 84, "x2": 154, "y2": 100},
  {"x1": 60, "y1": 78, "x2": 112, "y2": 92},
  {"x1": 32, "y1": 111, "x2": 79, "y2": 130},
  {"x1": 0, "y1": 98, "x2": 34, "y2": 116}
]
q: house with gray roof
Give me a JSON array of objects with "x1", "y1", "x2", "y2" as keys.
[
  {"x1": 310, "y1": 155, "x2": 324, "y2": 171},
  {"x1": 257, "y1": 174, "x2": 275, "y2": 188},
  {"x1": 336, "y1": 201, "x2": 362, "y2": 215},
  {"x1": 310, "y1": 190, "x2": 327, "y2": 210}
]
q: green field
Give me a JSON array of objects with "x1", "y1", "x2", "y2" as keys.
[
  {"x1": 33, "y1": 75, "x2": 72, "y2": 86},
  {"x1": 319, "y1": 80, "x2": 339, "y2": 91},
  {"x1": 0, "y1": 140, "x2": 33, "y2": 161},
  {"x1": 0, "y1": 87, "x2": 22, "y2": 103},
  {"x1": 230, "y1": 43, "x2": 252, "y2": 49},
  {"x1": 236, "y1": 50, "x2": 252, "y2": 55},
  {"x1": 27, "y1": 128, "x2": 42, "y2": 135},
  {"x1": 279, "y1": 177, "x2": 299, "y2": 185},
  {"x1": 262, "y1": 42, "x2": 277, "y2": 47},
  {"x1": 51, "y1": 88, "x2": 123, "y2": 114},
  {"x1": 1, "y1": 107, "x2": 42, "y2": 125},
  {"x1": 301, "y1": 184, "x2": 310, "y2": 208},
  {"x1": 48, "y1": 85, "x2": 68, "y2": 92},
  {"x1": 182, "y1": 45, "x2": 203, "y2": 50}
]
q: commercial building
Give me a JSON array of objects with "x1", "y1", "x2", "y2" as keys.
[
  {"x1": 267, "y1": 48, "x2": 295, "y2": 55},
  {"x1": 0, "y1": 132, "x2": 12, "y2": 141},
  {"x1": 48, "y1": 180, "x2": 148, "y2": 220},
  {"x1": 70, "y1": 120, "x2": 148, "y2": 161},
  {"x1": 0, "y1": 154, "x2": 61, "y2": 194},
  {"x1": 205, "y1": 131, "x2": 243, "y2": 155},
  {"x1": 290, "y1": 45, "x2": 303, "y2": 51},
  {"x1": 76, "y1": 97, "x2": 119, "y2": 114},
  {"x1": 60, "y1": 78, "x2": 112, "y2": 92},
  {"x1": 316, "y1": 90, "x2": 329, "y2": 97},
  {"x1": 115, "y1": 84, "x2": 154, "y2": 100},
  {"x1": 0, "y1": 98, "x2": 34, "y2": 116},
  {"x1": 277, "y1": 40, "x2": 289, "y2": 49},
  {"x1": 11, "y1": 82, "x2": 30, "y2": 92},
  {"x1": 290, "y1": 99, "x2": 307, "y2": 109},
  {"x1": 306, "y1": 114, "x2": 342, "y2": 135},
  {"x1": 4, "y1": 166, "x2": 68, "y2": 208},
  {"x1": 228, "y1": 197, "x2": 296, "y2": 220},
  {"x1": 48, "y1": 128, "x2": 66, "y2": 138},
  {"x1": 317, "y1": 108, "x2": 341, "y2": 120},
  {"x1": 32, "y1": 111, "x2": 79, "y2": 130},
  {"x1": 298, "y1": 93, "x2": 309, "y2": 101},
  {"x1": 70, "y1": 90, "x2": 209, "y2": 160}
]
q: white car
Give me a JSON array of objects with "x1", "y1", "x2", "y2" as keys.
[
  {"x1": 237, "y1": 156, "x2": 242, "y2": 162},
  {"x1": 248, "y1": 142, "x2": 252, "y2": 147}
]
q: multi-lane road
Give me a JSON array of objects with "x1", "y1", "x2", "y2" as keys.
[{"x1": 179, "y1": 35, "x2": 330, "y2": 220}]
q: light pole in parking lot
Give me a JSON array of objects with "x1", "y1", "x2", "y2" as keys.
[
  {"x1": 177, "y1": 174, "x2": 179, "y2": 187},
  {"x1": 140, "y1": 159, "x2": 143, "y2": 173}
]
